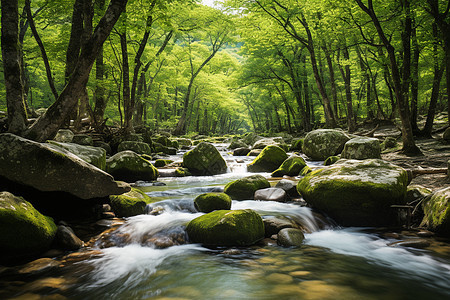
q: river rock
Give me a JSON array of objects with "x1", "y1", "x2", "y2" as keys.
[
  {"x1": 0, "y1": 192, "x2": 57, "y2": 260},
  {"x1": 117, "y1": 141, "x2": 152, "y2": 156},
  {"x1": 233, "y1": 147, "x2": 251, "y2": 156},
  {"x1": 252, "y1": 138, "x2": 282, "y2": 149},
  {"x1": 277, "y1": 228, "x2": 305, "y2": 247},
  {"x1": 271, "y1": 155, "x2": 307, "y2": 177},
  {"x1": 275, "y1": 179, "x2": 299, "y2": 197},
  {"x1": 297, "y1": 159, "x2": 408, "y2": 226},
  {"x1": 302, "y1": 129, "x2": 350, "y2": 160},
  {"x1": 154, "y1": 159, "x2": 173, "y2": 167},
  {"x1": 247, "y1": 145, "x2": 288, "y2": 172},
  {"x1": 263, "y1": 216, "x2": 298, "y2": 237},
  {"x1": 224, "y1": 174, "x2": 270, "y2": 200},
  {"x1": 324, "y1": 156, "x2": 340, "y2": 166},
  {"x1": 154, "y1": 142, "x2": 177, "y2": 155},
  {"x1": 175, "y1": 167, "x2": 192, "y2": 177},
  {"x1": 194, "y1": 192, "x2": 232, "y2": 213},
  {"x1": 420, "y1": 186, "x2": 450, "y2": 237},
  {"x1": 254, "y1": 188, "x2": 287, "y2": 202},
  {"x1": 242, "y1": 133, "x2": 263, "y2": 146},
  {"x1": 289, "y1": 138, "x2": 304, "y2": 151},
  {"x1": 341, "y1": 137, "x2": 381, "y2": 160},
  {"x1": 109, "y1": 187, "x2": 154, "y2": 217},
  {"x1": 47, "y1": 141, "x2": 107, "y2": 170},
  {"x1": 0, "y1": 133, "x2": 129, "y2": 199},
  {"x1": 54, "y1": 225, "x2": 83, "y2": 250},
  {"x1": 72, "y1": 134, "x2": 93, "y2": 146},
  {"x1": 229, "y1": 140, "x2": 247, "y2": 149},
  {"x1": 183, "y1": 142, "x2": 227, "y2": 175},
  {"x1": 174, "y1": 138, "x2": 192, "y2": 147},
  {"x1": 106, "y1": 151, "x2": 159, "y2": 182},
  {"x1": 247, "y1": 149, "x2": 262, "y2": 156},
  {"x1": 186, "y1": 209, "x2": 264, "y2": 246},
  {"x1": 53, "y1": 129, "x2": 74, "y2": 143}
]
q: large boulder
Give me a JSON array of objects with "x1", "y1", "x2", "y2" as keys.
[
  {"x1": 47, "y1": 141, "x2": 106, "y2": 170},
  {"x1": 0, "y1": 133, "x2": 129, "y2": 199},
  {"x1": 117, "y1": 141, "x2": 152, "y2": 156},
  {"x1": 271, "y1": 155, "x2": 307, "y2": 177},
  {"x1": 106, "y1": 151, "x2": 159, "y2": 182},
  {"x1": 186, "y1": 209, "x2": 264, "y2": 246},
  {"x1": 420, "y1": 187, "x2": 450, "y2": 237},
  {"x1": 302, "y1": 129, "x2": 350, "y2": 160},
  {"x1": 252, "y1": 138, "x2": 282, "y2": 149},
  {"x1": 109, "y1": 187, "x2": 154, "y2": 217},
  {"x1": 194, "y1": 192, "x2": 232, "y2": 213},
  {"x1": 233, "y1": 147, "x2": 251, "y2": 156},
  {"x1": 341, "y1": 137, "x2": 381, "y2": 160},
  {"x1": 229, "y1": 140, "x2": 247, "y2": 150},
  {"x1": 277, "y1": 228, "x2": 305, "y2": 247},
  {"x1": 0, "y1": 192, "x2": 57, "y2": 260},
  {"x1": 182, "y1": 142, "x2": 227, "y2": 176},
  {"x1": 297, "y1": 159, "x2": 408, "y2": 226},
  {"x1": 247, "y1": 145, "x2": 288, "y2": 172},
  {"x1": 224, "y1": 175, "x2": 270, "y2": 200}
]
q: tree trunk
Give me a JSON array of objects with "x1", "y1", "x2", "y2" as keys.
[
  {"x1": 93, "y1": 0, "x2": 107, "y2": 128},
  {"x1": 120, "y1": 10, "x2": 132, "y2": 134},
  {"x1": 323, "y1": 44, "x2": 339, "y2": 120},
  {"x1": 24, "y1": 0, "x2": 128, "y2": 141},
  {"x1": 337, "y1": 44, "x2": 356, "y2": 132},
  {"x1": 1, "y1": 0, "x2": 27, "y2": 134},
  {"x1": 410, "y1": 15, "x2": 420, "y2": 133}
]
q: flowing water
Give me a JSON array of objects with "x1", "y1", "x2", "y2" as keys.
[{"x1": 2, "y1": 145, "x2": 450, "y2": 299}]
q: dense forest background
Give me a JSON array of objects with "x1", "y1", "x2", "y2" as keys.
[{"x1": 1, "y1": 0, "x2": 449, "y2": 154}]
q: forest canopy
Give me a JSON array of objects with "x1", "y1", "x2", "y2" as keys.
[{"x1": 0, "y1": 0, "x2": 449, "y2": 153}]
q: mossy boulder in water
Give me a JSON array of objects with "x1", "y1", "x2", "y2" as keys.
[
  {"x1": 186, "y1": 209, "x2": 264, "y2": 246},
  {"x1": 224, "y1": 175, "x2": 270, "y2": 200},
  {"x1": 175, "y1": 167, "x2": 191, "y2": 177},
  {"x1": 420, "y1": 187, "x2": 450, "y2": 237},
  {"x1": 0, "y1": 192, "x2": 57, "y2": 260},
  {"x1": 302, "y1": 129, "x2": 350, "y2": 160},
  {"x1": 247, "y1": 145, "x2": 288, "y2": 172},
  {"x1": 0, "y1": 133, "x2": 129, "y2": 199},
  {"x1": 154, "y1": 159, "x2": 173, "y2": 167},
  {"x1": 183, "y1": 142, "x2": 227, "y2": 175},
  {"x1": 106, "y1": 151, "x2": 159, "y2": 182},
  {"x1": 341, "y1": 137, "x2": 381, "y2": 160},
  {"x1": 229, "y1": 140, "x2": 247, "y2": 149},
  {"x1": 297, "y1": 159, "x2": 408, "y2": 226},
  {"x1": 110, "y1": 187, "x2": 154, "y2": 217},
  {"x1": 277, "y1": 228, "x2": 305, "y2": 247},
  {"x1": 324, "y1": 156, "x2": 340, "y2": 166},
  {"x1": 47, "y1": 141, "x2": 107, "y2": 170},
  {"x1": 194, "y1": 192, "x2": 232, "y2": 213},
  {"x1": 118, "y1": 141, "x2": 152, "y2": 156},
  {"x1": 252, "y1": 138, "x2": 282, "y2": 149},
  {"x1": 272, "y1": 155, "x2": 307, "y2": 177},
  {"x1": 289, "y1": 139, "x2": 304, "y2": 151}
]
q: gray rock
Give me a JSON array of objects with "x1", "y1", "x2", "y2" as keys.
[
  {"x1": 229, "y1": 140, "x2": 247, "y2": 149},
  {"x1": 0, "y1": 133, "x2": 130, "y2": 199},
  {"x1": 302, "y1": 129, "x2": 350, "y2": 160},
  {"x1": 252, "y1": 138, "x2": 282, "y2": 149},
  {"x1": 263, "y1": 217, "x2": 298, "y2": 237},
  {"x1": 277, "y1": 228, "x2": 305, "y2": 247},
  {"x1": 183, "y1": 142, "x2": 227, "y2": 176},
  {"x1": 254, "y1": 187, "x2": 287, "y2": 202},
  {"x1": 118, "y1": 141, "x2": 152, "y2": 155},
  {"x1": 54, "y1": 225, "x2": 84, "y2": 250},
  {"x1": 47, "y1": 141, "x2": 106, "y2": 170},
  {"x1": 53, "y1": 129, "x2": 74, "y2": 143},
  {"x1": 72, "y1": 134, "x2": 93, "y2": 146},
  {"x1": 275, "y1": 179, "x2": 299, "y2": 197},
  {"x1": 233, "y1": 147, "x2": 251, "y2": 156},
  {"x1": 247, "y1": 149, "x2": 262, "y2": 156},
  {"x1": 341, "y1": 137, "x2": 381, "y2": 160}
]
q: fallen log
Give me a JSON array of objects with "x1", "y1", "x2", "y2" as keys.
[{"x1": 409, "y1": 167, "x2": 447, "y2": 177}]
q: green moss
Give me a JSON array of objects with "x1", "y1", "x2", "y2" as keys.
[
  {"x1": 182, "y1": 142, "x2": 227, "y2": 175},
  {"x1": 0, "y1": 192, "x2": 57, "y2": 257},
  {"x1": 118, "y1": 141, "x2": 152, "y2": 155},
  {"x1": 175, "y1": 167, "x2": 192, "y2": 177},
  {"x1": 271, "y1": 155, "x2": 307, "y2": 177},
  {"x1": 420, "y1": 187, "x2": 450, "y2": 236},
  {"x1": 247, "y1": 145, "x2": 288, "y2": 172},
  {"x1": 109, "y1": 187, "x2": 156, "y2": 217},
  {"x1": 154, "y1": 159, "x2": 173, "y2": 168},
  {"x1": 224, "y1": 175, "x2": 270, "y2": 200},
  {"x1": 106, "y1": 151, "x2": 159, "y2": 182},
  {"x1": 194, "y1": 193, "x2": 232, "y2": 213},
  {"x1": 186, "y1": 209, "x2": 264, "y2": 246},
  {"x1": 141, "y1": 154, "x2": 152, "y2": 161},
  {"x1": 324, "y1": 156, "x2": 340, "y2": 166},
  {"x1": 299, "y1": 166, "x2": 312, "y2": 176},
  {"x1": 289, "y1": 139, "x2": 304, "y2": 151}
]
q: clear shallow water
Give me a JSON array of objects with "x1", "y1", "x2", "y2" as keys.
[{"x1": 3, "y1": 148, "x2": 450, "y2": 299}]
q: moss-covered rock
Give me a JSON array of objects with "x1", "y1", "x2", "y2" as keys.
[
  {"x1": 420, "y1": 187, "x2": 450, "y2": 236},
  {"x1": 252, "y1": 138, "x2": 282, "y2": 149},
  {"x1": 109, "y1": 187, "x2": 154, "y2": 217},
  {"x1": 247, "y1": 145, "x2": 288, "y2": 172},
  {"x1": 381, "y1": 137, "x2": 398, "y2": 150},
  {"x1": 154, "y1": 159, "x2": 173, "y2": 168},
  {"x1": 53, "y1": 129, "x2": 74, "y2": 143},
  {"x1": 175, "y1": 167, "x2": 192, "y2": 177},
  {"x1": 72, "y1": 134, "x2": 93, "y2": 146},
  {"x1": 297, "y1": 159, "x2": 408, "y2": 226},
  {"x1": 47, "y1": 141, "x2": 106, "y2": 170},
  {"x1": 117, "y1": 141, "x2": 152, "y2": 156},
  {"x1": 174, "y1": 138, "x2": 192, "y2": 147},
  {"x1": 194, "y1": 193, "x2": 232, "y2": 213},
  {"x1": 341, "y1": 137, "x2": 381, "y2": 160},
  {"x1": 186, "y1": 209, "x2": 264, "y2": 246},
  {"x1": 247, "y1": 149, "x2": 262, "y2": 157},
  {"x1": 324, "y1": 156, "x2": 340, "y2": 166},
  {"x1": 302, "y1": 129, "x2": 350, "y2": 160},
  {"x1": 271, "y1": 155, "x2": 307, "y2": 177},
  {"x1": 182, "y1": 142, "x2": 227, "y2": 175},
  {"x1": 0, "y1": 192, "x2": 57, "y2": 259},
  {"x1": 289, "y1": 139, "x2": 304, "y2": 151},
  {"x1": 277, "y1": 228, "x2": 305, "y2": 247},
  {"x1": 0, "y1": 133, "x2": 129, "y2": 199},
  {"x1": 229, "y1": 140, "x2": 247, "y2": 150},
  {"x1": 233, "y1": 147, "x2": 251, "y2": 156},
  {"x1": 153, "y1": 142, "x2": 177, "y2": 155},
  {"x1": 299, "y1": 166, "x2": 312, "y2": 176},
  {"x1": 106, "y1": 151, "x2": 159, "y2": 182},
  {"x1": 224, "y1": 174, "x2": 270, "y2": 200}
]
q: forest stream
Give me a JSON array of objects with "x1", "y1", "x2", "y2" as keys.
[{"x1": 1, "y1": 144, "x2": 450, "y2": 300}]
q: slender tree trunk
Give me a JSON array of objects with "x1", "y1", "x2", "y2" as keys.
[
  {"x1": 24, "y1": 0, "x2": 128, "y2": 141},
  {"x1": 93, "y1": 0, "x2": 107, "y2": 128},
  {"x1": 337, "y1": 44, "x2": 356, "y2": 132},
  {"x1": 119, "y1": 11, "x2": 132, "y2": 133},
  {"x1": 323, "y1": 44, "x2": 339, "y2": 120},
  {"x1": 1, "y1": 0, "x2": 27, "y2": 134},
  {"x1": 410, "y1": 15, "x2": 420, "y2": 133}
]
